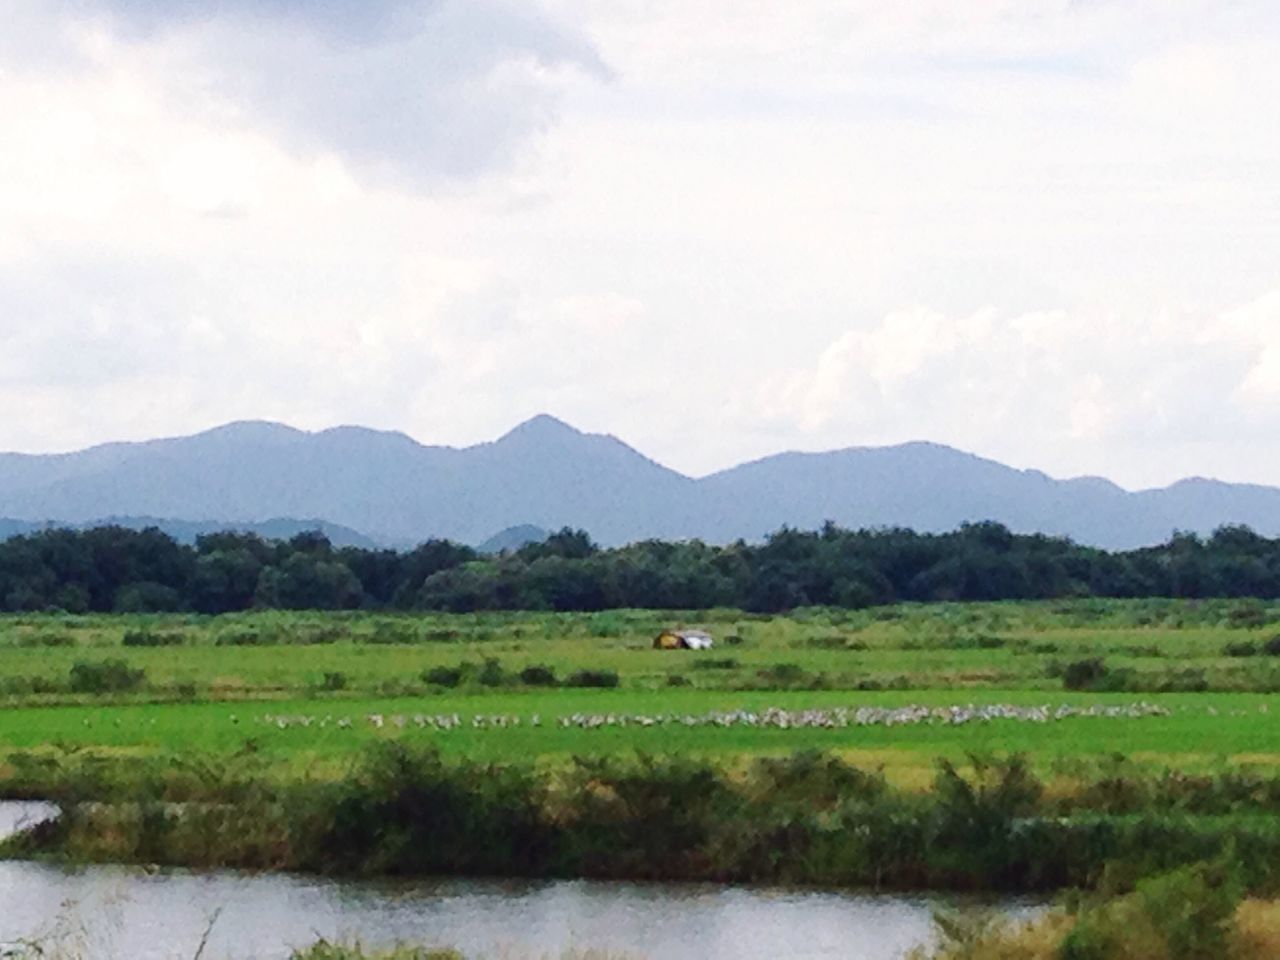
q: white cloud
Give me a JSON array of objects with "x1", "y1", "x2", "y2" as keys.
[
  {"x1": 6, "y1": 0, "x2": 608, "y2": 183},
  {"x1": 747, "y1": 293, "x2": 1280, "y2": 487}
]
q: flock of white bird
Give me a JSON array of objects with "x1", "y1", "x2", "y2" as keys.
[{"x1": 251, "y1": 701, "x2": 1174, "y2": 733}]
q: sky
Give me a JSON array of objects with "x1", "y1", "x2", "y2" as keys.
[{"x1": 1, "y1": 0, "x2": 1278, "y2": 489}]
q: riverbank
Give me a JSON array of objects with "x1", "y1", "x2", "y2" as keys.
[{"x1": 9, "y1": 744, "x2": 1280, "y2": 895}]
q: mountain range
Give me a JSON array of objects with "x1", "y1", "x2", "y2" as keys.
[{"x1": 2, "y1": 415, "x2": 1279, "y2": 551}]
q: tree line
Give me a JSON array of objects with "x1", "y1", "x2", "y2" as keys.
[{"x1": 1, "y1": 521, "x2": 1279, "y2": 615}]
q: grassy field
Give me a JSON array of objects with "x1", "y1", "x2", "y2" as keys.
[
  {"x1": 0, "y1": 689, "x2": 1275, "y2": 784},
  {"x1": 1, "y1": 599, "x2": 1279, "y2": 780}
]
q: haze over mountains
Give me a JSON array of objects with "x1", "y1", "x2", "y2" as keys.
[{"x1": 2, "y1": 415, "x2": 1278, "y2": 551}]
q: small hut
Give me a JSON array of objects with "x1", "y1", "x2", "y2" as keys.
[{"x1": 653, "y1": 629, "x2": 714, "y2": 650}]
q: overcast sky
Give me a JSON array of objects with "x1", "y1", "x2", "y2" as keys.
[{"x1": 2, "y1": 0, "x2": 1278, "y2": 488}]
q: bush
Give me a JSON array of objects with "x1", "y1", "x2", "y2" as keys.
[
  {"x1": 1060, "y1": 861, "x2": 1242, "y2": 960},
  {"x1": 122, "y1": 630, "x2": 184, "y2": 648},
  {"x1": 518, "y1": 664, "x2": 558, "y2": 686},
  {"x1": 422, "y1": 665, "x2": 464, "y2": 688},
  {"x1": 320, "y1": 671, "x2": 348, "y2": 692},
  {"x1": 68, "y1": 659, "x2": 146, "y2": 694},
  {"x1": 0, "y1": 675, "x2": 62, "y2": 695},
  {"x1": 420, "y1": 658, "x2": 514, "y2": 689},
  {"x1": 1227, "y1": 603, "x2": 1269, "y2": 630},
  {"x1": 752, "y1": 662, "x2": 827, "y2": 689},
  {"x1": 291, "y1": 625, "x2": 347, "y2": 646},
  {"x1": 477, "y1": 658, "x2": 508, "y2": 687},
  {"x1": 1063, "y1": 658, "x2": 1109, "y2": 691},
  {"x1": 365, "y1": 623, "x2": 419, "y2": 645},
  {"x1": 17, "y1": 632, "x2": 74, "y2": 648},
  {"x1": 1155, "y1": 668, "x2": 1209, "y2": 693},
  {"x1": 1225, "y1": 641, "x2": 1259, "y2": 658},
  {"x1": 564, "y1": 669, "x2": 619, "y2": 688},
  {"x1": 1264, "y1": 635, "x2": 1280, "y2": 656},
  {"x1": 216, "y1": 629, "x2": 275, "y2": 646}
]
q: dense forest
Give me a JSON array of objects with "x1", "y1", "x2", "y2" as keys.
[{"x1": 2, "y1": 521, "x2": 1280, "y2": 614}]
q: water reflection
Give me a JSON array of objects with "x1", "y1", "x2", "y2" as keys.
[
  {"x1": 0, "y1": 803, "x2": 1028, "y2": 960},
  {"x1": 0, "y1": 864, "x2": 1002, "y2": 960}
]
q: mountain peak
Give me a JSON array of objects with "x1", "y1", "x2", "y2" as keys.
[
  {"x1": 498, "y1": 414, "x2": 583, "y2": 443},
  {"x1": 191, "y1": 420, "x2": 304, "y2": 443}
]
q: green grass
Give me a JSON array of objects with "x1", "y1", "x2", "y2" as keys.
[
  {"x1": 2, "y1": 600, "x2": 1280, "y2": 781},
  {"x1": 0, "y1": 689, "x2": 1276, "y2": 781},
  {"x1": 2, "y1": 602, "x2": 1278, "y2": 697}
]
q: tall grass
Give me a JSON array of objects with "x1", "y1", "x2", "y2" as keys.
[
  {"x1": 911, "y1": 865, "x2": 1280, "y2": 959},
  {"x1": 12, "y1": 745, "x2": 1280, "y2": 894}
]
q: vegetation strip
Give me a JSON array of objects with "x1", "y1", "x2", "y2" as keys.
[
  {"x1": 5, "y1": 521, "x2": 1280, "y2": 615},
  {"x1": 9, "y1": 744, "x2": 1280, "y2": 900}
]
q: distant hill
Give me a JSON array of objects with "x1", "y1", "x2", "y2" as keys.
[
  {"x1": 477, "y1": 525, "x2": 551, "y2": 554},
  {"x1": 2, "y1": 415, "x2": 1279, "y2": 550},
  {"x1": 0, "y1": 516, "x2": 377, "y2": 548}
]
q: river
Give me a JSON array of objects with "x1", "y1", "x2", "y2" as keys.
[{"x1": 0, "y1": 802, "x2": 1031, "y2": 960}]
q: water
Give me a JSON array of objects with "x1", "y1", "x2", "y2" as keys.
[{"x1": 0, "y1": 803, "x2": 1028, "y2": 960}]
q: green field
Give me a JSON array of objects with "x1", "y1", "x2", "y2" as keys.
[{"x1": 2, "y1": 599, "x2": 1279, "y2": 780}]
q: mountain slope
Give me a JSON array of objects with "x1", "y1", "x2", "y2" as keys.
[
  {"x1": 697, "y1": 443, "x2": 1181, "y2": 549},
  {"x1": 2, "y1": 417, "x2": 1279, "y2": 550},
  {"x1": 0, "y1": 416, "x2": 697, "y2": 547}
]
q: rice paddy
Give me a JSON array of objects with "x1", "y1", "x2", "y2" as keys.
[{"x1": 1, "y1": 599, "x2": 1278, "y2": 779}]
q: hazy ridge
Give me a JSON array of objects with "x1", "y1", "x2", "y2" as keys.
[{"x1": 2, "y1": 415, "x2": 1278, "y2": 550}]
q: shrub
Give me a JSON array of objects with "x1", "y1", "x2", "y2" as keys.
[
  {"x1": 122, "y1": 630, "x2": 184, "y2": 648},
  {"x1": 1264, "y1": 635, "x2": 1280, "y2": 656},
  {"x1": 365, "y1": 623, "x2": 419, "y2": 645},
  {"x1": 1063, "y1": 658, "x2": 1108, "y2": 691},
  {"x1": 1155, "y1": 668, "x2": 1209, "y2": 693},
  {"x1": 0, "y1": 675, "x2": 62, "y2": 695},
  {"x1": 666, "y1": 673, "x2": 689, "y2": 687},
  {"x1": 752, "y1": 662, "x2": 828, "y2": 689},
  {"x1": 291, "y1": 625, "x2": 346, "y2": 646},
  {"x1": 68, "y1": 659, "x2": 145, "y2": 694},
  {"x1": 422, "y1": 665, "x2": 464, "y2": 688},
  {"x1": 216, "y1": 629, "x2": 275, "y2": 646},
  {"x1": 1227, "y1": 603, "x2": 1269, "y2": 630},
  {"x1": 692, "y1": 657, "x2": 739, "y2": 670},
  {"x1": 564, "y1": 669, "x2": 619, "y2": 688},
  {"x1": 477, "y1": 658, "x2": 508, "y2": 687},
  {"x1": 1060, "y1": 861, "x2": 1242, "y2": 960},
  {"x1": 1225, "y1": 641, "x2": 1259, "y2": 658},
  {"x1": 320, "y1": 671, "x2": 348, "y2": 692},
  {"x1": 518, "y1": 664, "x2": 558, "y2": 687},
  {"x1": 17, "y1": 632, "x2": 75, "y2": 648}
]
